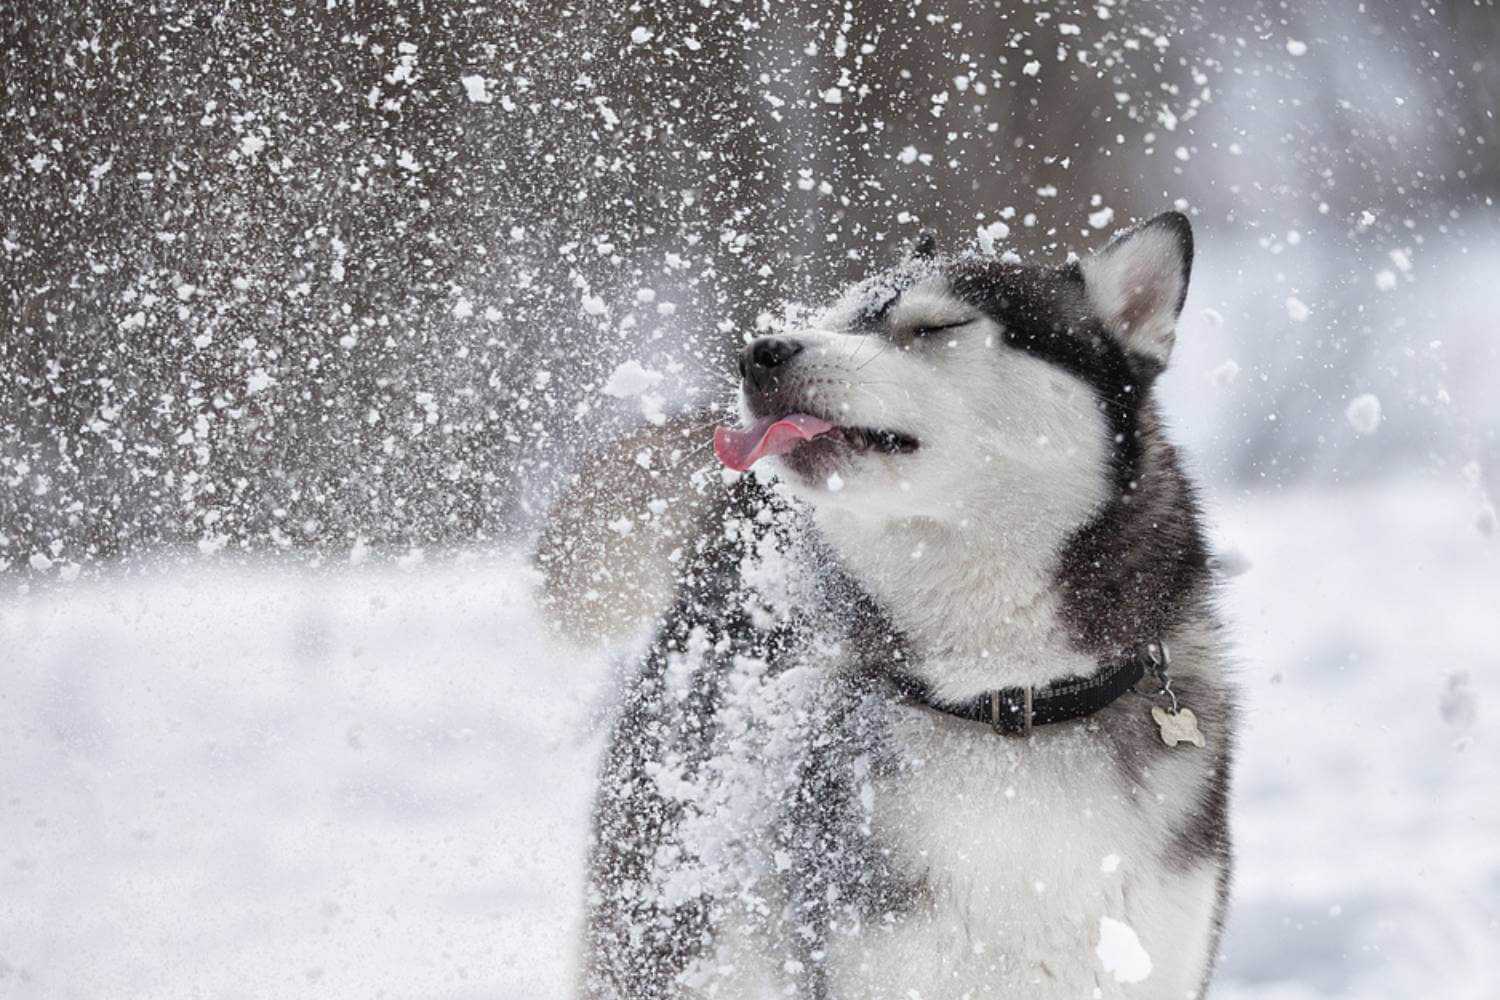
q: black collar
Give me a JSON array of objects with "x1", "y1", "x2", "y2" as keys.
[{"x1": 881, "y1": 643, "x2": 1165, "y2": 737}]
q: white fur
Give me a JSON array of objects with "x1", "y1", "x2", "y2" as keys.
[
  {"x1": 682, "y1": 677, "x2": 1222, "y2": 999},
  {"x1": 825, "y1": 705, "x2": 1220, "y2": 998}
]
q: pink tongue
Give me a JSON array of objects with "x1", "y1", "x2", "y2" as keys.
[{"x1": 713, "y1": 414, "x2": 836, "y2": 472}]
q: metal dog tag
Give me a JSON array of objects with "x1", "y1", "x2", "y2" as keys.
[{"x1": 1152, "y1": 706, "x2": 1206, "y2": 748}]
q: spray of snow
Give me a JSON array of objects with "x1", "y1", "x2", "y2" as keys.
[
  {"x1": 602, "y1": 360, "x2": 664, "y2": 399},
  {"x1": 460, "y1": 75, "x2": 491, "y2": 104},
  {"x1": 976, "y1": 221, "x2": 1010, "y2": 255}
]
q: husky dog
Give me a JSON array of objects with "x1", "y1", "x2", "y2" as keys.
[{"x1": 583, "y1": 213, "x2": 1235, "y2": 999}]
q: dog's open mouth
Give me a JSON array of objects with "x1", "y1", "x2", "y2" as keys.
[{"x1": 713, "y1": 413, "x2": 919, "y2": 472}]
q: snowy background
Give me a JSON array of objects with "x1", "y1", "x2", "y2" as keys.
[
  {"x1": 3, "y1": 2, "x2": 1498, "y2": 997},
  {"x1": 3, "y1": 482, "x2": 1496, "y2": 999}
]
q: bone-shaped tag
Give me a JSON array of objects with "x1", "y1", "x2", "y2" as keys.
[{"x1": 1152, "y1": 706, "x2": 1206, "y2": 748}]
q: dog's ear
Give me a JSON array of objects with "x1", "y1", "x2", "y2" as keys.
[{"x1": 1080, "y1": 211, "x2": 1192, "y2": 371}]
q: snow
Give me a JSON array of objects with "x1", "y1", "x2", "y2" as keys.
[
  {"x1": 1210, "y1": 480, "x2": 1500, "y2": 1000},
  {"x1": 976, "y1": 220, "x2": 1010, "y2": 254},
  {"x1": 1285, "y1": 296, "x2": 1310, "y2": 322},
  {"x1": 459, "y1": 74, "x2": 491, "y2": 104},
  {"x1": 1, "y1": 558, "x2": 591, "y2": 999},
  {"x1": 1096, "y1": 916, "x2": 1153, "y2": 983},
  {"x1": 1209, "y1": 359, "x2": 1241, "y2": 388},
  {"x1": 1208, "y1": 545, "x2": 1253, "y2": 577},
  {"x1": 3, "y1": 481, "x2": 1496, "y2": 998},
  {"x1": 601, "y1": 359, "x2": 664, "y2": 399},
  {"x1": 1286, "y1": 39, "x2": 1309, "y2": 57},
  {"x1": 1439, "y1": 672, "x2": 1478, "y2": 730},
  {"x1": 1345, "y1": 393, "x2": 1382, "y2": 435}
]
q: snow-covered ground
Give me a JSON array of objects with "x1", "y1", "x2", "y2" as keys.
[{"x1": 2, "y1": 480, "x2": 1496, "y2": 999}]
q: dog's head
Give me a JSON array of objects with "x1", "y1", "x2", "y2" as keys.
[{"x1": 715, "y1": 212, "x2": 1193, "y2": 528}]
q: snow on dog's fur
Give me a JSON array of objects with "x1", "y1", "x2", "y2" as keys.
[{"x1": 582, "y1": 213, "x2": 1236, "y2": 999}]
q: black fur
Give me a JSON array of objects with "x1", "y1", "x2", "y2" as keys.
[
  {"x1": 584, "y1": 478, "x2": 784, "y2": 998},
  {"x1": 583, "y1": 479, "x2": 914, "y2": 998}
]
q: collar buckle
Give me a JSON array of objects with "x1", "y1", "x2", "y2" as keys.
[{"x1": 1132, "y1": 641, "x2": 1180, "y2": 713}]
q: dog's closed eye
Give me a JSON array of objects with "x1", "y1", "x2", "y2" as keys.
[{"x1": 910, "y1": 318, "x2": 975, "y2": 339}]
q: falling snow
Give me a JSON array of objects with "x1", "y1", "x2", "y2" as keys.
[
  {"x1": 602, "y1": 359, "x2": 665, "y2": 399},
  {"x1": 1345, "y1": 393, "x2": 1383, "y2": 435},
  {"x1": 1210, "y1": 359, "x2": 1242, "y2": 388},
  {"x1": 460, "y1": 74, "x2": 492, "y2": 104},
  {"x1": 976, "y1": 220, "x2": 1010, "y2": 254}
]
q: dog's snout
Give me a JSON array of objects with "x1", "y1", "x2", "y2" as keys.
[{"x1": 739, "y1": 336, "x2": 804, "y2": 391}]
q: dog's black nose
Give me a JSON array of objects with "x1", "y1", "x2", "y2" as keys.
[{"x1": 739, "y1": 336, "x2": 804, "y2": 391}]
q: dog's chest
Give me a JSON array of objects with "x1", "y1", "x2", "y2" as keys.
[{"x1": 821, "y1": 704, "x2": 1217, "y2": 998}]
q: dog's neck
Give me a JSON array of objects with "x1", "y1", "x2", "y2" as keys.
[
  {"x1": 813, "y1": 506, "x2": 1100, "y2": 700},
  {"x1": 809, "y1": 420, "x2": 1208, "y2": 701}
]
